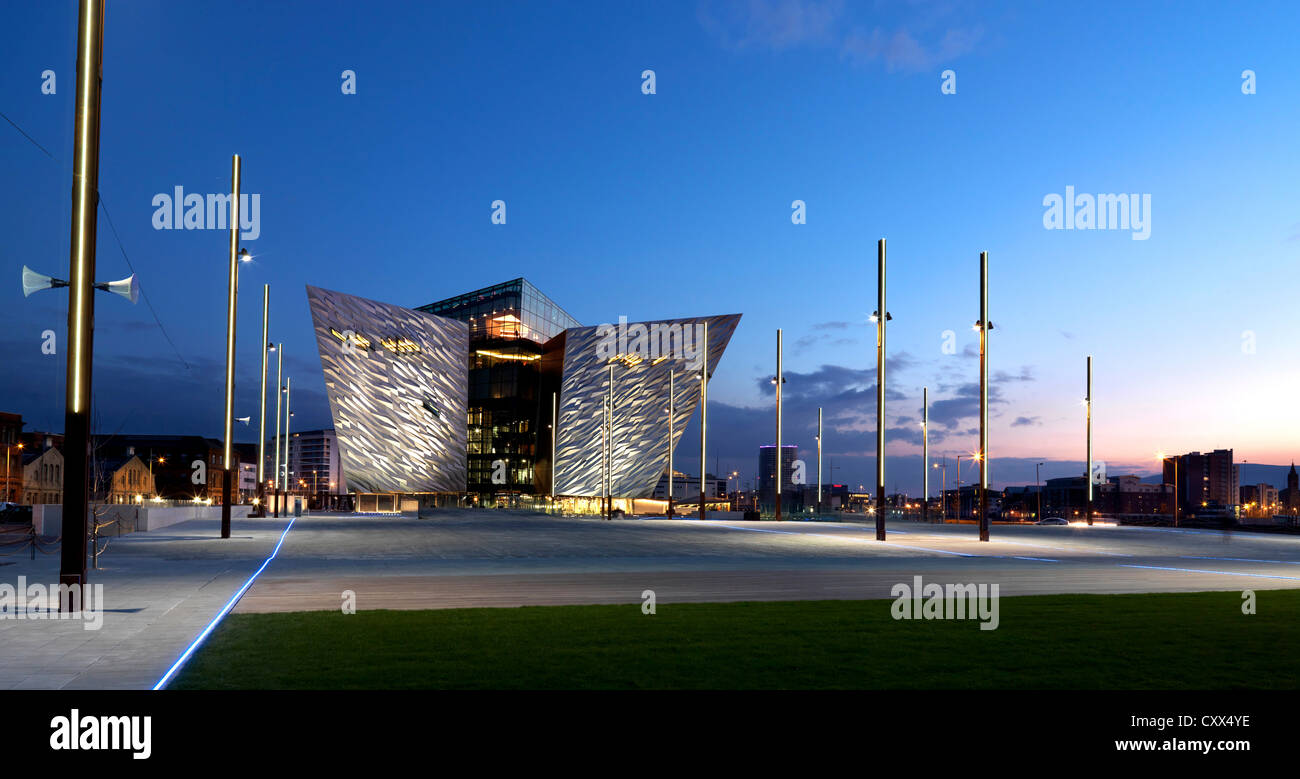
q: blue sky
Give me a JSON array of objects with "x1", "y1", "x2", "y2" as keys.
[{"x1": 2, "y1": 1, "x2": 1298, "y2": 494}]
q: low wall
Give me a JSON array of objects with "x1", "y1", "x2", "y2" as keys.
[
  {"x1": 137, "y1": 504, "x2": 253, "y2": 531},
  {"x1": 30, "y1": 503, "x2": 253, "y2": 536},
  {"x1": 32, "y1": 504, "x2": 61, "y2": 537}
]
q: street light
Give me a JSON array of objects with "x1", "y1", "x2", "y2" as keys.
[
  {"x1": 1085, "y1": 355, "x2": 1093, "y2": 525},
  {"x1": 816, "y1": 407, "x2": 823, "y2": 516},
  {"x1": 4, "y1": 442, "x2": 23, "y2": 502},
  {"x1": 255, "y1": 286, "x2": 271, "y2": 517},
  {"x1": 272, "y1": 343, "x2": 283, "y2": 517},
  {"x1": 282, "y1": 380, "x2": 292, "y2": 499},
  {"x1": 666, "y1": 370, "x2": 675, "y2": 518},
  {"x1": 773, "y1": 328, "x2": 785, "y2": 521},
  {"x1": 975, "y1": 250, "x2": 993, "y2": 542},
  {"x1": 699, "y1": 319, "x2": 709, "y2": 522},
  {"x1": 873, "y1": 238, "x2": 891, "y2": 541},
  {"x1": 933, "y1": 459, "x2": 946, "y2": 521},
  {"x1": 1158, "y1": 451, "x2": 1179, "y2": 527},
  {"x1": 1036, "y1": 461, "x2": 1045, "y2": 521},
  {"x1": 921, "y1": 387, "x2": 928, "y2": 523},
  {"x1": 219, "y1": 155, "x2": 245, "y2": 540}
]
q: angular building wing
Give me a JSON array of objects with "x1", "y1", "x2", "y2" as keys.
[
  {"x1": 306, "y1": 285, "x2": 469, "y2": 494},
  {"x1": 552, "y1": 314, "x2": 741, "y2": 499}
]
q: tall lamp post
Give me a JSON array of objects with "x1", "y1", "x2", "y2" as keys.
[
  {"x1": 933, "y1": 459, "x2": 946, "y2": 521},
  {"x1": 282, "y1": 378, "x2": 292, "y2": 508},
  {"x1": 272, "y1": 343, "x2": 283, "y2": 518},
  {"x1": 1085, "y1": 355, "x2": 1093, "y2": 525},
  {"x1": 1159, "y1": 452, "x2": 1179, "y2": 527},
  {"x1": 219, "y1": 154, "x2": 245, "y2": 540},
  {"x1": 4, "y1": 443, "x2": 23, "y2": 502},
  {"x1": 699, "y1": 320, "x2": 708, "y2": 522},
  {"x1": 549, "y1": 391, "x2": 557, "y2": 509},
  {"x1": 666, "y1": 370, "x2": 675, "y2": 518},
  {"x1": 921, "y1": 387, "x2": 929, "y2": 523},
  {"x1": 773, "y1": 329, "x2": 784, "y2": 521},
  {"x1": 955, "y1": 454, "x2": 964, "y2": 521},
  {"x1": 57, "y1": 0, "x2": 106, "y2": 601},
  {"x1": 1036, "y1": 461, "x2": 1045, "y2": 520},
  {"x1": 872, "y1": 238, "x2": 891, "y2": 540},
  {"x1": 255, "y1": 286, "x2": 270, "y2": 516},
  {"x1": 816, "y1": 407, "x2": 823, "y2": 516},
  {"x1": 975, "y1": 250, "x2": 993, "y2": 542}
]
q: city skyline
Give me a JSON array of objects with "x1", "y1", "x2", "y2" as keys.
[{"x1": 3, "y1": 1, "x2": 1299, "y2": 496}]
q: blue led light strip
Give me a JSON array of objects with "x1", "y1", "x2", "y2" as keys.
[{"x1": 151, "y1": 517, "x2": 297, "y2": 690}]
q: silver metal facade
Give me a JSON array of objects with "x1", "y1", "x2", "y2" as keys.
[
  {"x1": 553, "y1": 314, "x2": 741, "y2": 498},
  {"x1": 306, "y1": 285, "x2": 469, "y2": 493}
]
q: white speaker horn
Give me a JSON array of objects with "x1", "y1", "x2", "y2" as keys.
[
  {"x1": 99, "y1": 273, "x2": 140, "y2": 304},
  {"x1": 22, "y1": 265, "x2": 65, "y2": 298}
]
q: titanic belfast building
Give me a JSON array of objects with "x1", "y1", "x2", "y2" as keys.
[{"x1": 306, "y1": 279, "x2": 740, "y2": 505}]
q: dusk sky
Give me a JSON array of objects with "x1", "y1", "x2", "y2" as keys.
[{"x1": 3, "y1": 0, "x2": 1298, "y2": 494}]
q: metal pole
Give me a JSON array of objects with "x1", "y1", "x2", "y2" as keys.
[
  {"x1": 775, "y1": 329, "x2": 783, "y2": 522},
  {"x1": 256, "y1": 285, "x2": 269, "y2": 517},
  {"x1": 1037, "y1": 462, "x2": 1043, "y2": 520},
  {"x1": 1086, "y1": 355, "x2": 1093, "y2": 525},
  {"x1": 699, "y1": 320, "x2": 708, "y2": 522},
  {"x1": 956, "y1": 455, "x2": 967, "y2": 520},
  {"x1": 978, "y1": 250, "x2": 990, "y2": 542},
  {"x1": 667, "y1": 369, "x2": 674, "y2": 518},
  {"x1": 816, "y1": 407, "x2": 823, "y2": 515},
  {"x1": 283, "y1": 377, "x2": 291, "y2": 501},
  {"x1": 875, "y1": 239, "x2": 887, "y2": 540},
  {"x1": 548, "y1": 390, "x2": 553, "y2": 512},
  {"x1": 59, "y1": 0, "x2": 105, "y2": 602},
  {"x1": 941, "y1": 457, "x2": 946, "y2": 521},
  {"x1": 606, "y1": 363, "x2": 613, "y2": 519},
  {"x1": 220, "y1": 154, "x2": 241, "y2": 539},
  {"x1": 273, "y1": 343, "x2": 282, "y2": 518},
  {"x1": 550, "y1": 391, "x2": 557, "y2": 508},
  {"x1": 922, "y1": 387, "x2": 928, "y2": 523}
]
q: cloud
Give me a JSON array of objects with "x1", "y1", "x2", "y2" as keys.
[
  {"x1": 1011, "y1": 415, "x2": 1040, "y2": 427},
  {"x1": 993, "y1": 365, "x2": 1035, "y2": 383},
  {"x1": 697, "y1": 0, "x2": 844, "y2": 51},
  {"x1": 841, "y1": 24, "x2": 983, "y2": 72},
  {"x1": 699, "y1": 0, "x2": 985, "y2": 73}
]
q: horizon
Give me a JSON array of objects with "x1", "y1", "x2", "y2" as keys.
[{"x1": 3, "y1": 1, "x2": 1299, "y2": 495}]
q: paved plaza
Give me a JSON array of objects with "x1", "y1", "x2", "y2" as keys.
[{"x1": 4, "y1": 510, "x2": 1300, "y2": 689}]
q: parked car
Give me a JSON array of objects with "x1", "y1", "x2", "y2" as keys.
[{"x1": 1035, "y1": 517, "x2": 1069, "y2": 525}]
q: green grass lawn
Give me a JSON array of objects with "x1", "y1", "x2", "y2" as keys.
[{"x1": 170, "y1": 590, "x2": 1299, "y2": 689}]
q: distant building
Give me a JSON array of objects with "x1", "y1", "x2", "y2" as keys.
[
  {"x1": 94, "y1": 436, "x2": 235, "y2": 502},
  {"x1": 652, "y1": 470, "x2": 726, "y2": 501},
  {"x1": 758, "y1": 444, "x2": 799, "y2": 511},
  {"x1": 1279, "y1": 464, "x2": 1300, "y2": 515},
  {"x1": 239, "y1": 462, "x2": 257, "y2": 500},
  {"x1": 1098, "y1": 475, "x2": 1171, "y2": 515},
  {"x1": 273, "y1": 428, "x2": 341, "y2": 496},
  {"x1": 800, "y1": 482, "x2": 848, "y2": 511},
  {"x1": 21, "y1": 444, "x2": 63, "y2": 505},
  {"x1": 1240, "y1": 483, "x2": 1279, "y2": 515},
  {"x1": 97, "y1": 455, "x2": 153, "y2": 504},
  {"x1": 1164, "y1": 449, "x2": 1238, "y2": 514}
]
